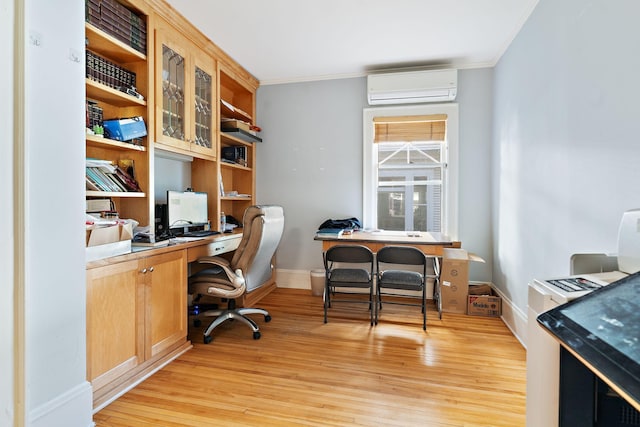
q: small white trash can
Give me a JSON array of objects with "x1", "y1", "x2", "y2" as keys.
[{"x1": 310, "y1": 269, "x2": 325, "y2": 297}]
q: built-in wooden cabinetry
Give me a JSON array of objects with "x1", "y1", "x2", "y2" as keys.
[
  {"x1": 84, "y1": 0, "x2": 263, "y2": 411},
  {"x1": 154, "y1": 16, "x2": 217, "y2": 160},
  {"x1": 85, "y1": 0, "x2": 260, "y2": 236},
  {"x1": 85, "y1": 12, "x2": 152, "y2": 225},
  {"x1": 86, "y1": 249, "x2": 189, "y2": 409}
]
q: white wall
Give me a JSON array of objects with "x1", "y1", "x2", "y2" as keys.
[
  {"x1": 20, "y1": 0, "x2": 93, "y2": 425},
  {"x1": 1, "y1": 0, "x2": 15, "y2": 424},
  {"x1": 154, "y1": 155, "x2": 192, "y2": 201},
  {"x1": 256, "y1": 70, "x2": 494, "y2": 282},
  {"x1": 492, "y1": 0, "x2": 640, "y2": 316},
  {"x1": 256, "y1": 77, "x2": 367, "y2": 271}
]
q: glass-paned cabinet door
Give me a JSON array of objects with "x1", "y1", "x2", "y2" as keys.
[
  {"x1": 194, "y1": 67, "x2": 212, "y2": 148},
  {"x1": 190, "y1": 51, "x2": 216, "y2": 157},
  {"x1": 154, "y1": 20, "x2": 191, "y2": 152},
  {"x1": 193, "y1": 67, "x2": 212, "y2": 148},
  {"x1": 162, "y1": 44, "x2": 185, "y2": 141}
]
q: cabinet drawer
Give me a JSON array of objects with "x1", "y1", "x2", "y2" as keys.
[{"x1": 187, "y1": 235, "x2": 241, "y2": 261}]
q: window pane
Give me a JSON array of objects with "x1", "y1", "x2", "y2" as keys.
[{"x1": 376, "y1": 141, "x2": 443, "y2": 232}]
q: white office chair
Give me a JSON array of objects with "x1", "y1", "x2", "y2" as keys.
[{"x1": 189, "y1": 205, "x2": 284, "y2": 343}]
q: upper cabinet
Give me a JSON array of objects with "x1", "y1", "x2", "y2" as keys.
[{"x1": 154, "y1": 17, "x2": 217, "y2": 160}]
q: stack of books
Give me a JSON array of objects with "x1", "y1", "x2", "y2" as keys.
[
  {"x1": 315, "y1": 228, "x2": 345, "y2": 238},
  {"x1": 86, "y1": 50, "x2": 137, "y2": 95},
  {"x1": 86, "y1": 158, "x2": 141, "y2": 193}
]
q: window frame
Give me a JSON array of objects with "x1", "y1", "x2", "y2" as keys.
[{"x1": 362, "y1": 103, "x2": 459, "y2": 239}]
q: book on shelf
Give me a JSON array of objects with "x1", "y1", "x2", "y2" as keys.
[
  {"x1": 223, "y1": 191, "x2": 251, "y2": 198},
  {"x1": 86, "y1": 176, "x2": 101, "y2": 191},
  {"x1": 315, "y1": 228, "x2": 345, "y2": 238},
  {"x1": 118, "y1": 159, "x2": 137, "y2": 179},
  {"x1": 86, "y1": 158, "x2": 142, "y2": 193},
  {"x1": 114, "y1": 165, "x2": 142, "y2": 192},
  {"x1": 86, "y1": 167, "x2": 112, "y2": 192}
]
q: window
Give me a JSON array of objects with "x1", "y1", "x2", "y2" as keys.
[{"x1": 363, "y1": 104, "x2": 458, "y2": 237}]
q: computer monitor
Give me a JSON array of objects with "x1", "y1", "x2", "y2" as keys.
[{"x1": 166, "y1": 190, "x2": 208, "y2": 231}]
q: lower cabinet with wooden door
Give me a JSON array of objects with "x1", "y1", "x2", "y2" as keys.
[{"x1": 86, "y1": 248, "x2": 192, "y2": 411}]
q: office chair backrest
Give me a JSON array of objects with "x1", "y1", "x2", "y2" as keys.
[{"x1": 232, "y1": 205, "x2": 284, "y2": 292}]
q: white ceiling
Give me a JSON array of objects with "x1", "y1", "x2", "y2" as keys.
[{"x1": 165, "y1": 0, "x2": 539, "y2": 85}]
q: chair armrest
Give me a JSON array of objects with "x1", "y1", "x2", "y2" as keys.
[
  {"x1": 197, "y1": 256, "x2": 245, "y2": 287},
  {"x1": 198, "y1": 256, "x2": 231, "y2": 268}
]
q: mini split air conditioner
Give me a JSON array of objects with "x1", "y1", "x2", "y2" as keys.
[{"x1": 367, "y1": 69, "x2": 457, "y2": 105}]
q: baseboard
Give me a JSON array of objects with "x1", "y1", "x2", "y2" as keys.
[
  {"x1": 275, "y1": 268, "x2": 312, "y2": 289},
  {"x1": 490, "y1": 285, "x2": 527, "y2": 349},
  {"x1": 29, "y1": 381, "x2": 93, "y2": 427}
]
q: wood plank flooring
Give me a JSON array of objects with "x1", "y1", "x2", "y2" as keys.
[{"x1": 93, "y1": 288, "x2": 526, "y2": 426}]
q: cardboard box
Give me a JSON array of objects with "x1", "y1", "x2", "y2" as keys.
[
  {"x1": 440, "y1": 248, "x2": 485, "y2": 314},
  {"x1": 467, "y1": 288, "x2": 502, "y2": 317},
  {"x1": 468, "y1": 283, "x2": 492, "y2": 295},
  {"x1": 221, "y1": 119, "x2": 251, "y2": 132},
  {"x1": 86, "y1": 223, "x2": 133, "y2": 261},
  {"x1": 103, "y1": 117, "x2": 147, "y2": 141}
]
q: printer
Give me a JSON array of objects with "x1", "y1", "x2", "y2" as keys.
[{"x1": 536, "y1": 208, "x2": 640, "y2": 305}]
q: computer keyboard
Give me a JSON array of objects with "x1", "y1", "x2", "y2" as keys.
[{"x1": 181, "y1": 230, "x2": 220, "y2": 238}]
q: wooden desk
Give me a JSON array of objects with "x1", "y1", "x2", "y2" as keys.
[
  {"x1": 315, "y1": 230, "x2": 461, "y2": 255},
  {"x1": 315, "y1": 230, "x2": 460, "y2": 319}
]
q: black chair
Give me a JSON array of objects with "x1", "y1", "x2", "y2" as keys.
[
  {"x1": 323, "y1": 245, "x2": 375, "y2": 325},
  {"x1": 376, "y1": 245, "x2": 427, "y2": 330}
]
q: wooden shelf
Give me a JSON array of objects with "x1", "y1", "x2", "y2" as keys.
[
  {"x1": 221, "y1": 196, "x2": 252, "y2": 201},
  {"x1": 220, "y1": 161, "x2": 251, "y2": 172},
  {"x1": 220, "y1": 131, "x2": 258, "y2": 147},
  {"x1": 86, "y1": 134, "x2": 146, "y2": 152},
  {"x1": 221, "y1": 128, "x2": 261, "y2": 144},
  {"x1": 86, "y1": 78, "x2": 147, "y2": 107},
  {"x1": 220, "y1": 99, "x2": 252, "y2": 123},
  {"x1": 86, "y1": 191, "x2": 146, "y2": 198},
  {"x1": 85, "y1": 23, "x2": 146, "y2": 63}
]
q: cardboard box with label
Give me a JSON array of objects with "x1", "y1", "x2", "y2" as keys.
[
  {"x1": 468, "y1": 292, "x2": 502, "y2": 317},
  {"x1": 86, "y1": 222, "x2": 133, "y2": 261},
  {"x1": 440, "y1": 248, "x2": 485, "y2": 314},
  {"x1": 467, "y1": 283, "x2": 502, "y2": 317}
]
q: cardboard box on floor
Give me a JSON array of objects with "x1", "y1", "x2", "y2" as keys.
[
  {"x1": 440, "y1": 248, "x2": 485, "y2": 314},
  {"x1": 468, "y1": 287, "x2": 502, "y2": 317}
]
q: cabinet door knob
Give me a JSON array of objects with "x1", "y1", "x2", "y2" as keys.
[
  {"x1": 141, "y1": 268, "x2": 147, "y2": 274},
  {"x1": 149, "y1": 266, "x2": 155, "y2": 272}
]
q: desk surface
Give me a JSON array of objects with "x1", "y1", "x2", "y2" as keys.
[
  {"x1": 87, "y1": 231, "x2": 243, "y2": 269},
  {"x1": 315, "y1": 230, "x2": 461, "y2": 255},
  {"x1": 315, "y1": 230, "x2": 456, "y2": 244}
]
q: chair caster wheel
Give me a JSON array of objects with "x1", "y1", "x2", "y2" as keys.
[
  {"x1": 264, "y1": 315, "x2": 272, "y2": 322},
  {"x1": 253, "y1": 331, "x2": 261, "y2": 340},
  {"x1": 193, "y1": 319, "x2": 201, "y2": 327},
  {"x1": 203, "y1": 335, "x2": 213, "y2": 344}
]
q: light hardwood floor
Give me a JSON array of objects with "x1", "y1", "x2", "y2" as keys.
[{"x1": 93, "y1": 288, "x2": 526, "y2": 426}]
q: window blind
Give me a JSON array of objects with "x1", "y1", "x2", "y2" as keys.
[{"x1": 373, "y1": 114, "x2": 447, "y2": 143}]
